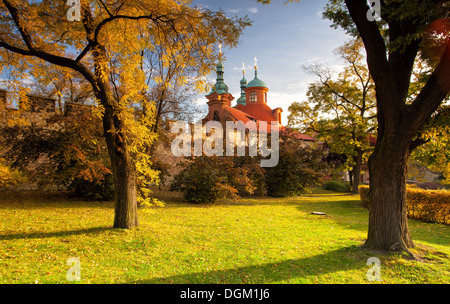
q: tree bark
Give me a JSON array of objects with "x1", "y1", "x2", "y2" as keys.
[
  {"x1": 348, "y1": 169, "x2": 353, "y2": 189},
  {"x1": 344, "y1": 0, "x2": 450, "y2": 252},
  {"x1": 101, "y1": 110, "x2": 138, "y2": 229},
  {"x1": 352, "y1": 148, "x2": 363, "y2": 194},
  {"x1": 96, "y1": 81, "x2": 139, "y2": 229},
  {"x1": 365, "y1": 135, "x2": 413, "y2": 251}
]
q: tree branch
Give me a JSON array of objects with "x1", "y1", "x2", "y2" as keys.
[
  {"x1": 0, "y1": 40, "x2": 32, "y2": 56},
  {"x1": 93, "y1": 14, "x2": 171, "y2": 45},
  {"x1": 406, "y1": 44, "x2": 450, "y2": 136},
  {"x1": 344, "y1": 0, "x2": 388, "y2": 82},
  {"x1": 1, "y1": 0, "x2": 98, "y2": 89},
  {"x1": 75, "y1": 43, "x2": 92, "y2": 63}
]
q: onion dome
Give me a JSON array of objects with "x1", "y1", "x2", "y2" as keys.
[
  {"x1": 208, "y1": 60, "x2": 229, "y2": 95},
  {"x1": 236, "y1": 70, "x2": 247, "y2": 105},
  {"x1": 246, "y1": 68, "x2": 267, "y2": 89}
]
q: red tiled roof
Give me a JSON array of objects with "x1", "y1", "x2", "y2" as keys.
[
  {"x1": 280, "y1": 126, "x2": 316, "y2": 141},
  {"x1": 224, "y1": 106, "x2": 258, "y2": 124},
  {"x1": 290, "y1": 132, "x2": 316, "y2": 141},
  {"x1": 239, "y1": 102, "x2": 279, "y2": 123}
]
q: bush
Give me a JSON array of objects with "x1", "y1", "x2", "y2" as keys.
[
  {"x1": 359, "y1": 185, "x2": 370, "y2": 208},
  {"x1": 264, "y1": 130, "x2": 326, "y2": 197},
  {"x1": 359, "y1": 185, "x2": 450, "y2": 225},
  {"x1": 71, "y1": 174, "x2": 114, "y2": 201},
  {"x1": 0, "y1": 160, "x2": 26, "y2": 188},
  {"x1": 323, "y1": 180, "x2": 351, "y2": 193},
  {"x1": 406, "y1": 188, "x2": 450, "y2": 224},
  {"x1": 170, "y1": 156, "x2": 256, "y2": 204}
]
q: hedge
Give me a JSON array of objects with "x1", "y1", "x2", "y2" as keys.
[
  {"x1": 322, "y1": 180, "x2": 351, "y2": 193},
  {"x1": 359, "y1": 185, "x2": 450, "y2": 225}
]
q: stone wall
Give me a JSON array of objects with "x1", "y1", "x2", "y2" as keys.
[{"x1": 0, "y1": 90, "x2": 94, "y2": 125}]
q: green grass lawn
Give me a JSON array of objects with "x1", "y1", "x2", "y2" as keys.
[{"x1": 0, "y1": 188, "x2": 449, "y2": 284}]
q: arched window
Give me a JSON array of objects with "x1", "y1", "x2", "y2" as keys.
[
  {"x1": 264, "y1": 92, "x2": 267, "y2": 103},
  {"x1": 249, "y1": 91, "x2": 257, "y2": 102},
  {"x1": 213, "y1": 110, "x2": 220, "y2": 121}
]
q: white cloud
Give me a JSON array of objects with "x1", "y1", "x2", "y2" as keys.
[
  {"x1": 315, "y1": 10, "x2": 323, "y2": 19},
  {"x1": 247, "y1": 7, "x2": 258, "y2": 14},
  {"x1": 227, "y1": 8, "x2": 241, "y2": 14}
]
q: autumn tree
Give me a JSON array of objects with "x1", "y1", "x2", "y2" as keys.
[
  {"x1": 410, "y1": 104, "x2": 450, "y2": 184},
  {"x1": 0, "y1": 0, "x2": 249, "y2": 228},
  {"x1": 141, "y1": 43, "x2": 207, "y2": 132},
  {"x1": 264, "y1": 129, "x2": 327, "y2": 197},
  {"x1": 321, "y1": 0, "x2": 450, "y2": 252},
  {"x1": 261, "y1": 0, "x2": 450, "y2": 252},
  {"x1": 288, "y1": 38, "x2": 376, "y2": 194},
  {"x1": 29, "y1": 64, "x2": 95, "y2": 110}
]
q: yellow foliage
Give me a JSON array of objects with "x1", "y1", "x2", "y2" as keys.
[
  {"x1": 0, "y1": 160, "x2": 26, "y2": 188},
  {"x1": 359, "y1": 185, "x2": 450, "y2": 225},
  {"x1": 0, "y1": 0, "x2": 250, "y2": 212}
]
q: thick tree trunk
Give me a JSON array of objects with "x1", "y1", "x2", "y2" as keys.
[
  {"x1": 352, "y1": 148, "x2": 363, "y2": 194},
  {"x1": 365, "y1": 137, "x2": 413, "y2": 251},
  {"x1": 110, "y1": 149, "x2": 139, "y2": 229},
  {"x1": 102, "y1": 106, "x2": 139, "y2": 229},
  {"x1": 89, "y1": 39, "x2": 139, "y2": 229}
]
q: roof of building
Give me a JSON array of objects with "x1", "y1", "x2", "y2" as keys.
[
  {"x1": 246, "y1": 69, "x2": 267, "y2": 89},
  {"x1": 236, "y1": 74, "x2": 247, "y2": 105},
  {"x1": 224, "y1": 106, "x2": 258, "y2": 124},
  {"x1": 207, "y1": 61, "x2": 229, "y2": 96},
  {"x1": 289, "y1": 131, "x2": 316, "y2": 141},
  {"x1": 238, "y1": 102, "x2": 278, "y2": 123},
  {"x1": 280, "y1": 127, "x2": 316, "y2": 141},
  {"x1": 236, "y1": 95, "x2": 246, "y2": 105}
]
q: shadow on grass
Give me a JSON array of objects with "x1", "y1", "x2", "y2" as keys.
[
  {"x1": 0, "y1": 226, "x2": 114, "y2": 241},
  {"x1": 127, "y1": 245, "x2": 369, "y2": 284},
  {"x1": 293, "y1": 199, "x2": 450, "y2": 248}
]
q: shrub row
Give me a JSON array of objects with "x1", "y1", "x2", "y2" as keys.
[
  {"x1": 322, "y1": 180, "x2": 351, "y2": 193},
  {"x1": 359, "y1": 185, "x2": 450, "y2": 225},
  {"x1": 170, "y1": 131, "x2": 328, "y2": 204}
]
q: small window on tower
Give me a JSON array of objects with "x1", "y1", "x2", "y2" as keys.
[
  {"x1": 264, "y1": 92, "x2": 267, "y2": 103},
  {"x1": 249, "y1": 91, "x2": 257, "y2": 102}
]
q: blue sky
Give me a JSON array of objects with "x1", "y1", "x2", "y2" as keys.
[{"x1": 192, "y1": 0, "x2": 350, "y2": 124}]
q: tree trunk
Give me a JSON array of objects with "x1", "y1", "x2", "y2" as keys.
[
  {"x1": 110, "y1": 149, "x2": 139, "y2": 229},
  {"x1": 352, "y1": 148, "x2": 363, "y2": 194},
  {"x1": 89, "y1": 39, "x2": 139, "y2": 229},
  {"x1": 348, "y1": 169, "x2": 353, "y2": 190},
  {"x1": 365, "y1": 137, "x2": 413, "y2": 251},
  {"x1": 102, "y1": 108, "x2": 139, "y2": 229}
]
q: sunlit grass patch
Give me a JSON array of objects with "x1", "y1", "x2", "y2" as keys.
[{"x1": 0, "y1": 188, "x2": 448, "y2": 284}]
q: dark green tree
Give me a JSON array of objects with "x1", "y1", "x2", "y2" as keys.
[{"x1": 261, "y1": 0, "x2": 450, "y2": 252}]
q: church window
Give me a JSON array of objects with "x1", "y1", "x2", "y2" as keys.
[{"x1": 249, "y1": 91, "x2": 257, "y2": 102}]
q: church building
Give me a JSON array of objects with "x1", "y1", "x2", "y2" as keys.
[
  {"x1": 202, "y1": 59, "x2": 283, "y2": 129},
  {"x1": 202, "y1": 59, "x2": 315, "y2": 142}
]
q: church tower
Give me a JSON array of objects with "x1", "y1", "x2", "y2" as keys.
[
  {"x1": 203, "y1": 60, "x2": 234, "y2": 122},
  {"x1": 235, "y1": 63, "x2": 247, "y2": 110},
  {"x1": 245, "y1": 58, "x2": 269, "y2": 105}
]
